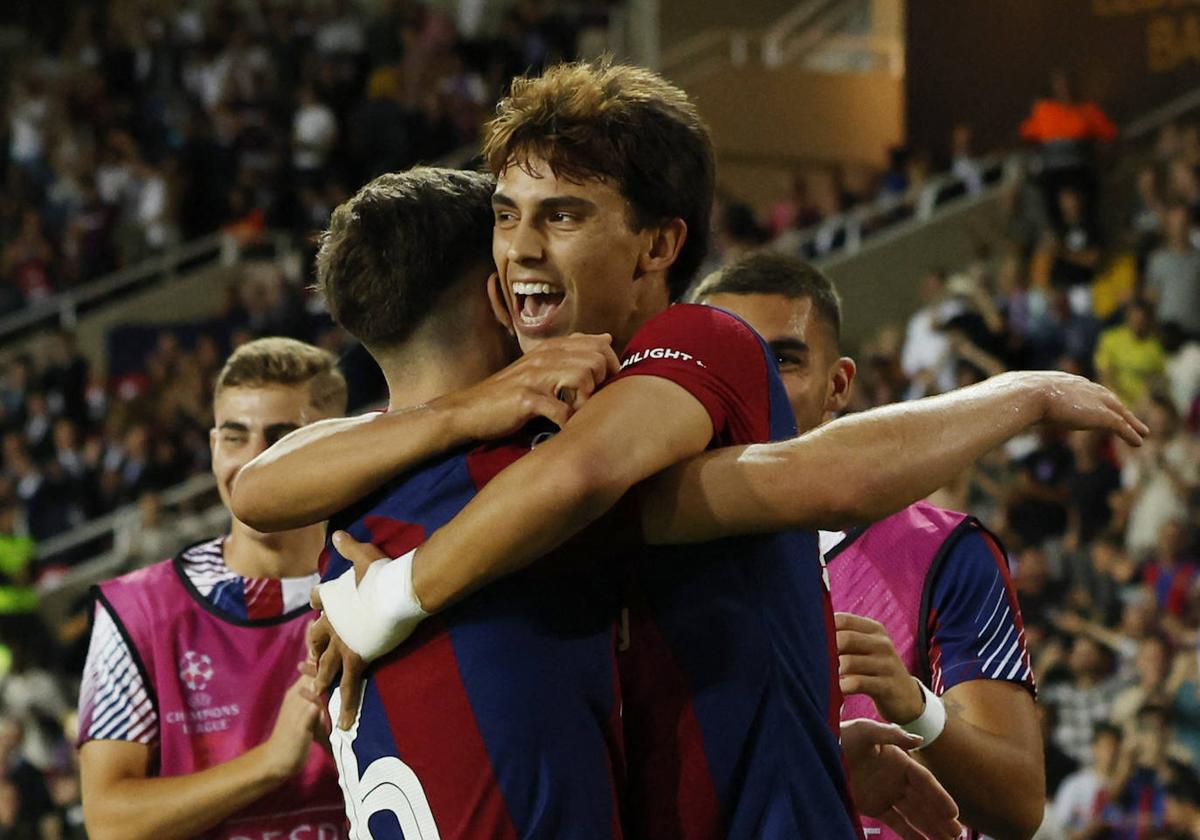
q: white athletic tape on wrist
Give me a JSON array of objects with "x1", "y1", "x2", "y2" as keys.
[
  {"x1": 898, "y1": 678, "x2": 946, "y2": 749},
  {"x1": 316, "y1": 548, "x2": 429, "y2": 662}
]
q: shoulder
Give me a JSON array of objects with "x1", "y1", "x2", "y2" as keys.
[{"x1": 624, "y1": 304, "x2": 762, "y2": 356}]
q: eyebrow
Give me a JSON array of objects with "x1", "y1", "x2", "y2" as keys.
[
  {"x1": 218, "y1": 421, "x2": 249, "y2": 432},
  {"x1": 265, "y1": 423, "x2": 300, "y2": 438},
  {"x1": 768, "y1": 338, "x2": 810, "y2": 355},
  {"x1": 491, "y1": 192, "x2": 598, "y2": 214}
]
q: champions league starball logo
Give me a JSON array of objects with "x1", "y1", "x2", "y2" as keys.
[{"x1": 179, "y1": 651, "x2": 215, "y2": 692}]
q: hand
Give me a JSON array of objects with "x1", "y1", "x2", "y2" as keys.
[
  {"x1": 436, "y1": 332, "x2": 620, "y2": 437},
  {"x1": 841, "y1": 718, "x2": 962, "y2": 840},
  {"x1": 1002, "y1": 371, "x2": 1148, "y2": 446},
  {"x1": 261, "y1": 669, "x2": 324, "y2": 781},
  {"x1": 836, "y1": 613, "x2": 926, "y2": 725},
  {"x1": 306, "y1": 606, "x2": 367, "y2": 731},
  {"x1": 314, "y1": 532, "x2": 428, "y2": 663}
]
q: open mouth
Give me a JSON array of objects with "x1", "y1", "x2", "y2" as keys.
[{"x1": 512, "y1": 281, "x2": 566, "y2": 330}]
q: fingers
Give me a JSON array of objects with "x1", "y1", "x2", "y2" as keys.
[
  {"x1": 338, "y1": 656, "x2": 366, "y2": 731},
  {"x1": 307, "y1": 614, "x2": 331, "y2": 664},
  {"x1": 527, "y1": 392, "x2": 571, "y2": 428},
  {"x1": 846, "y1": 718, "x2": 924, "y2": 750},
  {"x1": 834, "y1": 612, "x2": 884, "y2": 634},
  {"x1": 331, "y1": 530, "x2": 388, "y2": 583},
  {"x1": 314, "y1": 641, "x2": 341, "y2": 695},
  {"x1": 309, "y1": 586, "x2": 323, "y2": 611},
  {"x1": 836, "y1": 628, "x2": 892, "y2": 656}
]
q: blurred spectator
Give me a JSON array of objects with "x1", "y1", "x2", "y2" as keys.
[
  {"x1": 1042, "y1": 635, "x2": 1122, "y2": 765},
  {"x1": 900, "y1": 268, "x2": 958, "y2": 396},
  {"x1": 950, "y1": 123, "x2": 985, "y2": 196},
  {"x1": 1105, "y1": 704, "x2": 1173, "y2": 835},
  {"x1": 1050, "y1": 722, "x2": 1123, "y2": 836},
  {"x1": 1119, "y1": 396, "x2": 1198, "y2": 561},
  {"x1": 1145, "y1": 202, "x2": 1200, "y2": 339},
  {"x1": 1019, "y1": 68, "x2": 1117, "y2": 229},
  {"x1": 1094, "y1": 300, "x2": 1166, "y2": 407},
  {"x1": 1161, "y1": 322, "x2": 1200, "y2": 421}
]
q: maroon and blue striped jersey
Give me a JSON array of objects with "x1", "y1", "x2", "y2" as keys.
[
  {"x1": 321, "y1": 437, "x2": 628, "y2": 840},
  {"x1": 612, "y1": 305, "x2": 861, "y2": 840}
]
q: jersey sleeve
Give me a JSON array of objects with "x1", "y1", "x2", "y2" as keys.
[
  {"x1": 925, "y1": 528, "x2": 1036, "y2": 697},
  {"x1": 77, "y1": 601, "x2": 159, "y2": 747},
  {"x1": 610, "y1": 304, "x2": 773, "y2": 446}
]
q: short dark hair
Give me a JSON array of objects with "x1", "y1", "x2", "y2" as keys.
[
  {"x1": 691, "y1": 251, "x2": 843, "y2": 343},
  {"x1": 315, "y1": 168, "x2": 496, "y2": 351},
  {"x1": 1093, "y1": 721, "x2": 1122, "y2": 743},
  {"x1": 484, "y1": 59, "x2": 716, "y2": 300}
]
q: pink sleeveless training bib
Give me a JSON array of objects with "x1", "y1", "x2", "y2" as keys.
[
  {"x1": 826, "y1": 502, "x2": 972, "y2": 840},
  {"x1": 99, "y1": 552, "x2": 346, "y2": 840}
]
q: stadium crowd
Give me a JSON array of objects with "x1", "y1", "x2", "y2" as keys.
[{"x1": 0, "y1": 3, "x2": 1197, "y2": 837}]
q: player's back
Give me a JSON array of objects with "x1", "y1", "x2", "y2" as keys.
[{"x1": 322, "y1": 437, "x2": 625, "y2": 840}]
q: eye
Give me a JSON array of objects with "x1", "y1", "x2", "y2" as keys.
[
  {"x1": 221, "y1": 433, "x2": 247, "y2": 445},
  {"x1": 776, "y1": 353, "x2": 804, "y2": 369},
  {"x1": 494, "y1": 210, "x2": 517, "y2": 226},
  {"x1": 549, "y1": 211, "x2": 576, "y2": 224}
]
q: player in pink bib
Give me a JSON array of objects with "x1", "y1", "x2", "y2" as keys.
[
  {"x1": 77, "y1": 339, "x2": 350, "y2": 840},
  {"x1": 695, "y1": 253, "x2": 1044, "y2": 840}
]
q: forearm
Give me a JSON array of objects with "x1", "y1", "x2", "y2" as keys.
[
  {"x1": 410, "y1": 377, "x2": 712, "y2": 612},
  {"x1": 645, "y1": 372, "x2": 1047, "y2": 542},
  {"x1": 918, "y1": 714, "x2": 1044, "y2": 839},
  {"x1": 232, "y1": 405, "x2": 467, "y2": 531},
  {"x1": 82, "y1": 743, "x2": 287, "y2": 840}
]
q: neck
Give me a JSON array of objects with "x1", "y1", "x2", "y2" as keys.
[
  {"x1": 384, "y1": 356, "x2": 486, "y2": 411},
  {"x1": 223, "y1": 519, "x2": 326, "y2": 579}
]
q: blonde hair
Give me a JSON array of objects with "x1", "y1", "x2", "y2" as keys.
[{"x1": 214, "y1": 337, "x2": 347, "y2": 414}]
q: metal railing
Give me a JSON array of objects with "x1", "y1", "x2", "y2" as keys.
[
  {"x1": 0, "y1": 233, "x2": 230, "y2": 348},
  {"x1": 35, "y1": 474, "x2": 226, "y2": 627},
  {"x1": 769, "y1": 153, "x2": 1019, "y2": 261}
]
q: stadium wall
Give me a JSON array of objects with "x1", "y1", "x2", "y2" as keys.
[{"x1": 906, "y1": 0, "x2": 1200, "y2": 153}]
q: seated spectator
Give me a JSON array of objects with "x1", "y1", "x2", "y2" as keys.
[
  {"x1": 1094, "y1": 300, "x2": 1167, "y2": 407},
  {"x1": 1051, "y1": 722, "x2": 1123, "y2": 836},
  {"x1": 1145, "y1": 201, "x2": 1200, "y2": 339},
  {"x1": 950, "y1": 122, "x2": 985, "y2": 196}
]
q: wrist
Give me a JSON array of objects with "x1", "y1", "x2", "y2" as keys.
[
  {"x1": 253, "y1": 742, "x2": 293, "y2": 787},
  {"x1": 886, "y1": 676, "x2": 927, "y2": 724},
  {"x1": 897, "y1": 679, "x2": 947, "y2": 749},
  {"x1": 424, "y1": 398, "x2": 472, "y2": 448}
]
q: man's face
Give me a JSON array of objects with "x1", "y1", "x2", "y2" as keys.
[
  {"x1": 210, "y1": 384, "x2": 334, "y2": 519},
  {"x1": 702, "y1": 292, "x2": 846, "y2": 433},
  {"x1": 492, "y1": 156, "x2": 650, "y2": 351}
]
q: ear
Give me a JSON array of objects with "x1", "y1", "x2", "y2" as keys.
[
  {"x1": 824, "y1": 357, "x2": 857, "y2": 417},
  {"x1": 636, "y1": 218, "x2": 688, "y2": 278},
  {"x1": 486, "y1": 272, "x2": 515, "y2": 336}
]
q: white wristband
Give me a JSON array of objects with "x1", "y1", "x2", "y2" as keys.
[
  {"x1": 898, "y1": 678, "x2": 946, "y2": 749},
  {"x1": 316, "y1": 548, "x2": 429, "y2": 662}
]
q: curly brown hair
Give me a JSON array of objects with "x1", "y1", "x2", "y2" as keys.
[{"x1": 483, "y1": 59, "x2": 715, "y2": 300}]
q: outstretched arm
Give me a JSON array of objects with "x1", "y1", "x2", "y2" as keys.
[
  {"x1": 641, "y1": 371, "x2": 1145, "y2": 544},
  {"x1": 231, "y1": 334, "x2": 619, "y2": 531}
]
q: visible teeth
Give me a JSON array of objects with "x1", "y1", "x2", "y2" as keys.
[{"x1": 512, "y1": 282, "x2": 558, "y2": 296}]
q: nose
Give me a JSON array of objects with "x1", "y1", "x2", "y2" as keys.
[{"x1": 506, "y1": 217, "x2": 545, "y2": 265}]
